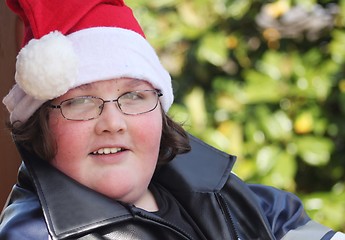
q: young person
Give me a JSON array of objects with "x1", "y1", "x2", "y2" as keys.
[{"x1": 0, "y1": 0, "x2": 344, "y2": 239}]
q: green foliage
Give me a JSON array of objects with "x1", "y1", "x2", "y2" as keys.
[{"x1": 128, "y1": 0, "x2": 345, "y2": 231}]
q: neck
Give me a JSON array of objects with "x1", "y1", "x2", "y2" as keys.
[{"x1": 134, "y1": 189, "x2": 159, "y2": 212}]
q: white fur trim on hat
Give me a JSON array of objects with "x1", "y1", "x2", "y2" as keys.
[
  {"x1": 3, "y1": 85, "x2": 44, "y2": 123},
  {"x1": 68, "y1": 27, "x2": 173, "y2": 112},
  {"x1": 16, "y1": 31, "x2": 78, "y2": 100},
  {"x1": 3, "y1": 27, "x2": 173, "y2": 123}
]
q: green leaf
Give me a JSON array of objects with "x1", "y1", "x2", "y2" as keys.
[
  {"x1": 196, "y1": 32, "x2": 228, "y2": 66},
  {"x1": 296, "y1": 136, "x2": 334, "y2": 166}
]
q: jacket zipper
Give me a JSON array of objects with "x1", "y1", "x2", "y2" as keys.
[{"x1": 216, "y1": 193, "x2": 241, "y2": 240}]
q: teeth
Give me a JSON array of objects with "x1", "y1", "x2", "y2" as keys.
[{"x1": 93, "y1": 147, "x2": 122, "y2": 155}]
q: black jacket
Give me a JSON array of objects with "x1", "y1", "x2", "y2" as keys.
[{"x1": 0, "y1": 135, "x2": 338, "y2": 239}]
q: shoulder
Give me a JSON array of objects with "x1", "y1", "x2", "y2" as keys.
[
  {"x1": 248, "y1": 184, "x2": 343, "y2": 239},
  {"x1": 0, "y1": 184, "x2": 49, "y2": 240},
  {"x1": 223, "y1": 174, "x2": 340, "y2": 239}
]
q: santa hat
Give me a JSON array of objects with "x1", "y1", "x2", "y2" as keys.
[{"x1": 3, "y1": 0, "x2": 173, "y2": 123}]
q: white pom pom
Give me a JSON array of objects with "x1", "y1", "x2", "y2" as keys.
[{"x1": 15, "y1": 31, "x2": 78, "y2": 100}]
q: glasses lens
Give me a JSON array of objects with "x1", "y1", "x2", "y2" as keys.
[
  {"x1": 118, "y1": 90, "x2": 159, "y2": 115},
  {"x1": 61, "y1": 97, "x2": 103, "y2": 120},
  {"x1": 55, "y1": 90, "x2": 161, "y2": 120}
]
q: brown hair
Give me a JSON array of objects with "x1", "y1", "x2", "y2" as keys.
[
  {"x1": 7, "y1": 101, "x2": 56, "y2": 161},
  {"x1": 159, "y1": 110, "x2": 191, "y2": 164},
  {"x1": 7, "y1": 102, "x2": 190, "y2": 164}
]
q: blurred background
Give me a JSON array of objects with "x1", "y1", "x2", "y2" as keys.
[
  {"x1": 0, "y1": 0, "x2": 21, "y2": 212},
  {"x1": 1, "y1": 0, "x2": 344, "y2": 232}
]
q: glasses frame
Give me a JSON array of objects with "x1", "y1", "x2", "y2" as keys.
[{"x1": 50, "y1": 89, "x2": 163, "y2": 121}]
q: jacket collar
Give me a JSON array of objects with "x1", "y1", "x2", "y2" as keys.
[
  {"x1": 154, "y1": 134, "x2": 236, "y2": 192},
  {"x1": 17, "y1": 134, "x2": 236, "y2": 239},
  {"x1": 19, "y1": 147, "x2": 132, "y2": 239}
]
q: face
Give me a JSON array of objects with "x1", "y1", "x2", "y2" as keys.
[{"x1": 49, "y1": 78, "x2": 162, "y2": 205}]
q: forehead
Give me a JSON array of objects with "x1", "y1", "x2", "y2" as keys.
[
  {"x1": 76, "y1": 78, "x2": 151, "y2": 91},
  {"x1": 53, "y1": 78, "x2": 153, "y2": 103}
]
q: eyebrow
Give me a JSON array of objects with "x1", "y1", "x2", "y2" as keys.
[
  {"x1": 121, "y1": 78, "x2": 149, "y2": 88},
  {"x1": 75, "y1": 84, "x2": 92, "y2": 91}
]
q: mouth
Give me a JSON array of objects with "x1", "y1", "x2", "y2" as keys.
[{"x1": 91, "y1": 147, "x2": 126, "y2": 155}]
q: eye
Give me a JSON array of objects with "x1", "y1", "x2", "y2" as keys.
[
  {"x1": 122, "y1": 91, "x2": 144, "y2": 101},
  {"x1": 63, "y1": 97, "x2": 97, "y2": 108}
]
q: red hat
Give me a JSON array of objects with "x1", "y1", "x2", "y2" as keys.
[
  {"x1": 3, "y1": 0, "x2": 173, "y2": 123},
  {"x1": 8, "y1": 0, "x2": 145, "y2": 46}
]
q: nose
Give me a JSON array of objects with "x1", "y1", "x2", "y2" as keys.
[{"x1": 94, "y1": 102, "x2": 127, "y2": 134}]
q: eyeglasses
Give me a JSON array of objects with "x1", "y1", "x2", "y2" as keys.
[{"x1": 50, "y1": 90, "x2": 162, "y2": 121}]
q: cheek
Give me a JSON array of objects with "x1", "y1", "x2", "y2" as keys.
[
  {"x1": 49, "y1": 117, "x2": 90, "y2": 167},
  {"x1": 137, "y1": 114, "x2": 162, "y2": 142},
  {"x1": 131, "y1": 112, "x2": 163, "y2": 156}
]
